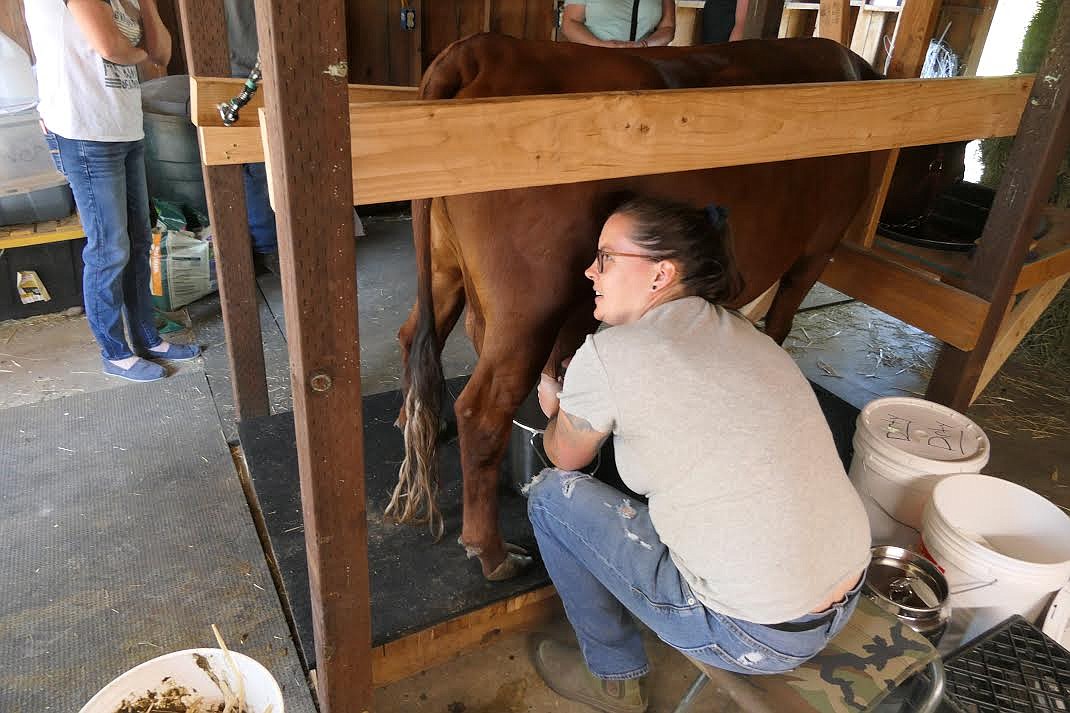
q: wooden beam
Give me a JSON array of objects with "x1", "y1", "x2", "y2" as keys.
[
  {"x1": 972, "y1": 275, "x2": 1070, "y2": 401},
  {"x1": 203, "y1": 77, "x2": 1031, "y2": 176},
  {"x1": 178, "y1": 0, "x2": 269, "y2": 422},
  {"x1": 820, "y1": 242, "x2": 989, "y2": 351},
  {"x1": 1016, "y1": 209, "x2": 1070, "y2": 293},
  {"x1": 927, "y1": 1, "x2": 1070, "y2": 410},
  {"x1": 190, "y1": 76, "x2": 419, "y2": 128},
  {"x1": 964, "y1": 0, "x2": 998, "y2": 76},
  {"x1": 779, "y1": 7, "x2": 810, "y2": 38},
  {"x1": 817, "y1": 0, "x2": 851, "y2": 46},
  {"x1": 371, "y1": 587, "x2": 562, "y2": 687},
  {"x1": 847, "y1": 0, "x2": 942, "y2": 248},
  {"x1": 253, "y1": 0, "x2": 372, "y2": 710},
  {"x1": 886, "y1": 0, "x2": 941, "y2": 79},
  {"x1": 757, "y1": 0, "x2": 789, "y2": 39},
  {"x1": 0, "y1": 214, "x2": 84, "y2": 250},
  {"x1": 343, "y1": 75, "x2": 1029, "y2": 205}
]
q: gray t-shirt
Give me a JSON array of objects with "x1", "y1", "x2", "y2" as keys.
[
  {"x1": 565, "y1": 0, "x2": 664, "y2": 42},
  {"x1": 558, "y1": 297, "x2": 871, "y2": 624}
]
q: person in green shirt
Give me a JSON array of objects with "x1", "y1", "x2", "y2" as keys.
[{"x1": 561, "y1": 0, "x2": 677, "y2": 48}]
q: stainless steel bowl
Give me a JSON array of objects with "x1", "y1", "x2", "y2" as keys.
[{"x1": 864, "y1": 545, "x2": 951, "y2": 645}]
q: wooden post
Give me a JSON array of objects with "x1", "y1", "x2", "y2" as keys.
[
  {"x1": 927, "y1": 2, "x2": 1070, "y2": 409},
  {"x1": 253, "y1": 0, "x2": 373, "y2": 710},
  {"x1": 845, "y1": 0, "x2": 941, "y2": 249},
  {"x1": 885, "y1": 0, "x2": 941, "y2": 79},
  {"x1": 177, "y1": 0, "x2": 270, "y2": 420},
  {"x1": 818, "y1": 0, "x2": 851, "y2": 46},
  {"x1": 754, "y1": 0, "x2": 788, "y2": 39}
]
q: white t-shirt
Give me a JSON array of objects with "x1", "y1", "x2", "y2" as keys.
[
  {"x1": 24, "y1": 0, "x2": 145, "y2": 142},
  {"x1": 558, "y1": 297, "x2": 871, "y2": 624}
]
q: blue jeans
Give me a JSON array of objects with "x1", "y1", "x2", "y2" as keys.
[
  {"x1": 527, "y1": 468, "x2": 863, "y2": 679},
  {"x1": 242, "y1": 163, "x2": 277, "y2": 254},
  {"x1": 48, "y1": 133, "x2": 161, "y2": 361}
]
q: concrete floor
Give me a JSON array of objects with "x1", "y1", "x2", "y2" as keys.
[{"x1": 2, "y1": 212, "x2": 1067, "y2": 712}]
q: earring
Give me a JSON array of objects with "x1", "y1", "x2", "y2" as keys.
[{"x1": 651, "y1": 284, "x2": 657, "y2": 291}]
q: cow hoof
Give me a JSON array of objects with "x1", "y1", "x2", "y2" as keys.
[{"x1": 486, "y1": 551, "x2": 534, "y2": 581}]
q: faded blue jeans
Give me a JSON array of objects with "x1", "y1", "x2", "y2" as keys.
[
  {"x1": 527, "y1": 468, "x2": 863, "y2": 679},
  {"x1": 242, "y1": 162, "x2": 277, "y2": 255},
  {"x1": 48, "y1": 133, "x2": 162, "y2": 361}
]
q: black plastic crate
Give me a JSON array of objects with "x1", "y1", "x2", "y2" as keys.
[
  {"x1": 942, "y1": 616, "x2": 1070, "y2": 713},
  {"x1": 0, "y1": 238, "x2": 85, "y2": 321}
]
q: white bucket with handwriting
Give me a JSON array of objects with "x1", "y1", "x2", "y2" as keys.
[
  {"x1": 847, "y1": 397, "x2": 990, "y2": 543},
  {"x1": 921, "y1": 473, "x2": 1070, "y2": 652}
]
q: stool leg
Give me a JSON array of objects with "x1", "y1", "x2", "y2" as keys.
[
  {"x1": 915, "y1": 660, "x2": 946, "y2": 713},
  {"x1": 671, "y1": 672, "x2": 710, "y2": 713}
]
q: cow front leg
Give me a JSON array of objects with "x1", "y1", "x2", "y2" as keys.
[
  {"x1": 454, "y1": 352, "x2": 545, "y2": 580},
  {"x1": 764, "y1": 252, "x2": 835, "y2": 344}
]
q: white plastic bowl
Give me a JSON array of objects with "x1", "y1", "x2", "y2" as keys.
[{"x1": 79, "y1": 648, "x2": 284, "y2": 713}]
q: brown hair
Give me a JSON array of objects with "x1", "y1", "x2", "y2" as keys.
[{"x1": 613, "y1": 196, "x2": 745, "y2": 305}]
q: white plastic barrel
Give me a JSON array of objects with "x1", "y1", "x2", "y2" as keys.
[
  {"x1": 848, "y1": 397, "x2": 989, "y2": 545},
  {"x1": 0, "y1": 31, "x2": 37, "y2": 114},
  {"x1": 921, "y1": 474, "x2": 1070, "y2": 652}
]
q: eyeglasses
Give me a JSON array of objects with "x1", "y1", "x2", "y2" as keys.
[{"x1": 596, "y1": 248, "x2": 658, "y2": 273}]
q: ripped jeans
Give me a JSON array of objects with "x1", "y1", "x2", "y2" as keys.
[{"x1": 526, "y1": 468, "x2": 863, "y2": 680}]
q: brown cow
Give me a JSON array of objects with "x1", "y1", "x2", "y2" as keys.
[{"x1": 385, "y1": 34, "x2": 933, "y2": 580}]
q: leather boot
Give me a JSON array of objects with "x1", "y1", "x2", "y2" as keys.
[{"x1": 531, "y1": 635, "x2": 648, "y2": 713}]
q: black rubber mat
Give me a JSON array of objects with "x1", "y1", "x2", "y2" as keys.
[
  {"x1": 0, "y1": 372, "x2": 315, "y2": 713},
  {"x1": 238, "y1": 376, "x2": 551, "y2": 665}
]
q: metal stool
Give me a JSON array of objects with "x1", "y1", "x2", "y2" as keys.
[{"x1": 671, "y1": 596, "x2": 945, "y2": 713}]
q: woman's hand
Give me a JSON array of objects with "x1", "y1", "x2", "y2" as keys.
[{"x1": 538, "y1": 372, "x2": 563, "y2": 419}]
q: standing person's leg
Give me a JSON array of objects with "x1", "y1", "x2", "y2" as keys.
[
  {"x1": 243, "y1": 162, "x2": 279, "y2": 272},
  {"x1": 52, "y1": 134, "x2": 164, "y2": 381},
  {"x1": 123, "y1": 140, "x2": 162, "y2": 351},
  {"x1": 702, "y1": 0, "x2": 738, "y2": 43},
  {"x1": 125, "y1": 140, "x2": 200, "y2": 363}
]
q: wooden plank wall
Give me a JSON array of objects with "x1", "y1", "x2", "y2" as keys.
[
  {"x1": 421, "y1": 0, "x2": 555, "y2": 77},
  {"x1": 346, "y1": 0, "x2": 423, "y2": 85}
]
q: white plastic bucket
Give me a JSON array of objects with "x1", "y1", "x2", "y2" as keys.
[
  {"x1": 921, "y1": 473, "x2": 1070, "y2": 651},
  {"x1": 848, "y1": 397, "x2": 989, "y2": 541},
  {"x1": 79, "y1": 648, "x2": 284, "y2": 713}
]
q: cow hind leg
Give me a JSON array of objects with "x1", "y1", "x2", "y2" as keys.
[
  {"x1": 763, "y1": 252, "x2": 835, "y2": 344},
  {"x1": 453, "y1": 332, "x2": 551, "y2": 580}
]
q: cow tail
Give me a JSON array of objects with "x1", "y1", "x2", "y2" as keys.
[{"x1": 386, "y1": 197, "x2": 445, "y2": 540}]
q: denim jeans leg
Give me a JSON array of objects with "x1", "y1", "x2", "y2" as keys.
[
  {"x1": 243, "y1": 162, "x2": 278, "y2": 254},
  {"x1": 527, "y1": 469, "x2": 672, "y2": 679},
  {"x1": 121, "y1": 141, "x2": 162, "y2": 350},
  {"x1": 527, "y1": 468, "x2": 848, "y2": 678},
  {"x1": 54, "y1": 135, "x2": 134, "y2": 361}
]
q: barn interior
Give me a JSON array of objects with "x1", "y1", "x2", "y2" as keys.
[{"x1": 1, "y1": 1, "x2": 1069, "y2": 713}]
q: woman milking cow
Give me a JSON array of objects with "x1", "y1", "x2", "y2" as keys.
[{"x1": 527, "y1": 196, "x2": 871, "y2": 713}]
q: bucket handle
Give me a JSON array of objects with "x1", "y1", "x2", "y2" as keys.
[
  {"x1": 949, "y1": 578, "x2": 999, "y2": 596},
  {"x1": 530, "y1": 432, "x2": 601, "y2": 475}
]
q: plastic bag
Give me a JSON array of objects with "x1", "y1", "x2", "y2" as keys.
[{"x1": 150, "y1": 228, "x2": 217, "y2": 311}]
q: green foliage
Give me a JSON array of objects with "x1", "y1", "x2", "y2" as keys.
[{"x1": 979, "y1": 0, "x2": 1068, "y2": 209}]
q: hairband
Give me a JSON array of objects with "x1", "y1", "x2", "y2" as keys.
[{"x1": 704, "y1": 203, "x2": 729, "y2": 231}]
